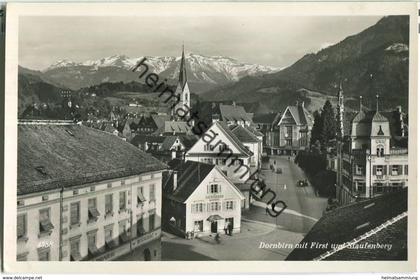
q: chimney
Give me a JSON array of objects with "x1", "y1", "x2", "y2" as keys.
[{"x1": 173, "y1": 171, "x2": 178, "y2": 191}]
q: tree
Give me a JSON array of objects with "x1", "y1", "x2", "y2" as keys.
[
  {"x1": 320, "y1": 100, "x2": 336, "y2": 149},
  {"x1": 310, "y1": 110, "x2": 323, "y2": 147}
]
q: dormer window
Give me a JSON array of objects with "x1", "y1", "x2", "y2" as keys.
[{"x1": 376, "y1": 145, "x2": 384, "y2": 157}]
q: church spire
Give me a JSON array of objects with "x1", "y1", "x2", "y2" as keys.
[
  {"x1": 376, "y1": 94, "x2": 379, "y2": 112},
  {"x1": 178, "y1": 44, "x2": 187, "y2": 89}
]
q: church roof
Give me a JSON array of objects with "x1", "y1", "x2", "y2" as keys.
[{"x1": 178, "y1": 46, "x2": 188, "y2": 90}]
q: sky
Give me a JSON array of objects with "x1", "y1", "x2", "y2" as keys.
[{"x1": 19, "y1": 16, "x2": 382, "y2": 70}]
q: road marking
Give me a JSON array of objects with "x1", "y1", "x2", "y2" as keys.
[{"x1": 252, "y1": 200, "x2": 319, "y2": 222}]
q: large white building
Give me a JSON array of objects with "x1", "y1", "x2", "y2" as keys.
[
  {"x1": 162, "y1": 160, "x2": 244, "y2": 237},
  {"x1": 185, "y1": 121, "x2": 253, "y2": 183},
  {"x1": 336, "y1": 94, "x2": 408, "y2": 205},
  {"x1": 17, "y1": 120, "x2": 167, "y2": 261}
]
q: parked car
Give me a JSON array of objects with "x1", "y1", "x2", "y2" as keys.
[{"x1": 297, "y1": 179, "x2": 308, "y2": 187}]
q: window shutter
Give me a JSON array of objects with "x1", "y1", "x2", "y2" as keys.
[
  {"x1": 207, "y1": 185, "x2": 210, "y2": 194},
  {"x1": 405, "y1": 165, "x2": 408, "y2": 175},
  {"x1": 372, "y1": 166, "x2": 376, "y2": 175},
  {"x1": 383, "y1": 165, "x2": 387, "y2": 175},
  {"x1": 218, "y1": 185, "x2": 221, "y2": 193},
  {"x1": 353, "y1": 164, "x2": 357, "y2": 174},
  {"x1": 232, "y1": 201, "x2": 235, "y2": 210},
  {"x1": 398, "y1": 165, "x2": 402, "y2": 175}
]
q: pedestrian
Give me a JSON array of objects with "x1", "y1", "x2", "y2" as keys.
[
  {"x1": 215, "y1": 233, "x2": 221, "y2": 244},
  {"x1": 224, "y1": 223, "x2": 228, "y2": 235},
  {"x1": 228, "y1": 222, "x2": 233, "y2": 236}
]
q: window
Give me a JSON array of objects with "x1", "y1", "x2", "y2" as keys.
[
  {"x1": 87, "y1": 231, "x2": 97, "y2": 255},
  {"x1": 209, "y1": 184, "x2": 220, "y2": 194},
  {"x1": 104, "y1": 224, "x2": 116, "y2": 249},
  {"x1": 225, "y1": 201, "x2": 234, "y2": 210},
  {"x1": 42, "y1": 195, "x2": 49, "y2": 201},
  {"x1": 105, "y1": 194, "x2": 113, "y2": 215},
  {"x1": 149, "y1": 210, "x2": 155, "y2": 231},
  {"x1": 39, "y1": 208, "x2": 54, "y2": 234},
  {"x1": 88, "y1": 198, "x2": 100, "y2": 221},
  {"x1": 17, "y1": 214, "x2": 27, "y2": 240},
  {"x1": 119, "y1": 191, "x2": 126, "y2": 211},
  {"x1": 356, "y1": 165, "x2": 363, "y2": 175},
  {"x1": 149, "y1": 184, "x2": 155, "y2": 201},
  {"x1": 392, "y1": 165, "x2": 400, "y2": 175},
  {"x1": 286, "y1": 126, "x2": 292, "y2": 136},
  {"x1": 38, "y1": 247, "x2": 50, "y2": 261},
  {"x1": 107, "y1": 182, "x2": 112, "y2": 188},
  {"x1": 70, "y1": 238, "x2": 81, "y2": 261},
  {"x1": 376, "y1": 145, "x2": 385, "y2": 157},
  {"x1": 70, "y1": 202, "x2": 80, "y2": 226},
  {"x1": 286, "y1": 139, "x2": 292, "y2": 146},
  {"x1": 210, "y1": 202, "x2": 221, "y2": 211},
  {"x1": 17, "y1": 253, "x2": 28, "y2": 261},
  {"x1": 137, "y1": 215, "x2": 145, "y2": 236},
  {"x1": 375, "y1": 166, "x2": 383, "y2": 176},
  {"x1": 137, "y1": 186, "x2": 146, "y2": 205},
  {"x1": 192, "y1": 203, "x2": 204, "y2": 213}
]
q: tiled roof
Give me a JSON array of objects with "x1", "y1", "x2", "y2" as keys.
[
  {"x1": 230, "y1": 125, "x2": 260, "y2": 143},
  {"x1": 280, "y1": 105, "x2": 313, "y2": 126},
  {"x1": 323, "y1": 215, "x2": 407, "y2": 260},
  {"x1": 219, "y1": 104, "x2": 253, "y2": 123},
  {"x1": 344, "y1": 109, "x2": 407, "y2": 148},
  {"x1": 161, "y1": 136, "x2": 180, "y2": 151},
  {"x1": 286, "y1": 188, "x2": 407, "y2": 260},
  {"x1": 163, "y1": 159, "x2": 215, "y2": 202},
  {"x1": 130, "y1": 135, "x2": 166, "y2": 147},
  {"x1": 164, "y1": 121, "x2": 191, "y2": 134},
  {"x1": 216, "y1": 122, "x2": 253, "y2": 157},
  {"x1": 253, "y1": 113, "x2": 281, "y2": 124},
  {"x1": 18, "y1": 121, "x2": 167, "y2": 195}
]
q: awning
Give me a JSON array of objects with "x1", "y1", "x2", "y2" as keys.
[
  {"x1": 88, "y1": 245, "x2": 99, "y2": 256},
  {"x1": 119, "y1": 232, "x2": 131, "y2": 243},
  {"x1": 137, "y1": 193, "x2": 146, "y2": 203},
  {"x1": 70, "y1": 252, "x2": 82, "y2": 261},
  {"x1": 40, "y1": 220, "x2": 54, "y2": 232},
  {"x1": 89, "y1": 208, "x2": 100, "y2": 218},
  {"x1": 207, "y1": 215, "x2": 223, "y2": 222},
  {"x1": 105, "y1": 239, "x2": 117, "y2": 249}
]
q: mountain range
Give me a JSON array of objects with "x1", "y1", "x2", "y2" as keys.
[
  {"x1": 201, "y1": 16, "x2": 409, "y2": 112},
  {"x1": 18, "y1": 15, "x2": 409, "y2": 118},
  {"x1": 21, "y1": 54, "x2": 280, "y2": 93}
]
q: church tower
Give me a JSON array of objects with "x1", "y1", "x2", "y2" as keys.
[{"x1": 172, "y1": 45, "x2": 191, "y2": 119}]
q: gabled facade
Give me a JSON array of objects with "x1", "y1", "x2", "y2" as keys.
[
  {"x1": 275, "y1": 102, "x2": 313, "y2": 155},
  {"x1": 162, "y1": 160, "x2": 244, "y2": 238},
  {"x1": 230, "y1": 124, "x2": 262, "y2": 172},
  {"x1": 185, "y1": 121, "x2": 253, "y2": 183}
]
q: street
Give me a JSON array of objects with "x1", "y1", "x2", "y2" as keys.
[
  {"x1": 244, "y1": 155, "x2": 328, "y2": 233},
  {"x1": 160, "y1": 155, "x2": 328, "y2": 260}
]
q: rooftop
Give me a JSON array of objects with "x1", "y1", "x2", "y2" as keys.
[
  {"x1": 286, "y1": 188, "x2": 407, "y2": 260},
  {"x1": 18, "y1": 120, "x2": 167, "y2": 196}
]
